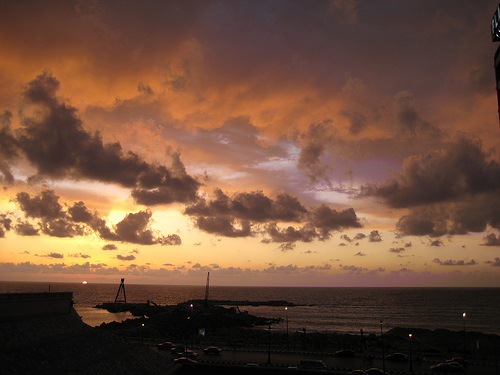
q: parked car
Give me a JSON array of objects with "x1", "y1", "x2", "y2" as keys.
[
  {"x1": 335, "y1": 349, "x2": 355, "y2": 357},
  {"x1": 298, "y1": 359, "x2": 327, "y2": 370},
  {"x1": 365, "y1": 369, "x2": 384, "y2": 375},
  {"x1": 171, "y1": 345, "x2": 185, "y2": 354},
  {"x1": 203, "y1": 346, "x2": 222, "y2": 355},
  {"x1": 430, "y1": 362, "x2": 464, "y2": 373},
  {"x1": 446, "y1": 357, "x2": 469, "y2": 367},
  {"x1": 386, "y1": 352, "x2": 408, "y2": 361},
  {"x1": 173, "y1": 357, "x2": 198, "y2": 364},
  {"x1": 180, "y1": 349, "x2": 198, "y2": 359},
  {"x1": 157, "y1": 341, "x2": 175, "y2": 350}
]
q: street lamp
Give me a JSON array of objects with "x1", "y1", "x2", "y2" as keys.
[
  {"x1": 267, "y1": 324, "x2": 272, "y2": 364},
  {"x1": 141, "y1": 323, "x2": 145, "y2": 344},
  {"x1": 285, "y1": 307, "x2": 289, "y2": 351},
  {"x1": 380, "y1": 321, "x2": 385, "y2": 375},
  {"x1": 463, "y1": 312, "x2": 466, "y2": 358},
  {"x1": 409, "y1": 333, "x2": 413, "y2": 373}
]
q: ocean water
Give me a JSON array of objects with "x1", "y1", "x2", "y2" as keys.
[{"x1": 1, "y1": 281, "x2": 498, "y2": 336}]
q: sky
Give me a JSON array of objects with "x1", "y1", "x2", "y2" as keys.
[{"x1": 0, "y1": 0, "x2": 499, "y2": 287}]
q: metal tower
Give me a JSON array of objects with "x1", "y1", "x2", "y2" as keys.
[{"x1": 114, "y1": 278, "x2": 127, "y2": 304}]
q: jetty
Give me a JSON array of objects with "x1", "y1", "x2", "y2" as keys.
[{"x1": 94, "y1": 277, "x2": 301, "y2": 316}]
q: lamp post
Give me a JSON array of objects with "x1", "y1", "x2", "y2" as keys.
[
  {"x1": 463, "y1": 312, "x2": 466, "y2": 358},
  {"x1": 141, "y1": 323, "x2": 145, "y2": 344},
  {"x1": 380, "y1": 321, "x2": 385, "y2": 375},
  {"x1": 409, "y1": 333, "x2": 413, "y2": 373},
  {"x1": 267, "y1": 324, "x2": 272, "y2": 364},
  {"x1": 285, "y1": 307, "x2": 289, "y2": 351}
]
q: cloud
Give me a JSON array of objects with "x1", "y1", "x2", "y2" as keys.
[
  {"x1": 0, "y1": 111, "x2": 18, "y2": 184},
  {"x1": 392, "y1": 91, "x2": 442, "y2": 138},
  {"x1": 297, "y1": 122, "x2": 336, "y2": 184},
  {"x1": 339, "y1": 265, "x2": 368, "y2": 272},
  {"x1": 278, "y1": 243, "x2": 295, "y2": 252},
  {"x1": 368, "y1": 230, "x2": 382, "y2": 242},
  {"x1": 430, "y1": 239, "x2": 444, "y2": 247},
  {"x1": 0, "y1": 213, "x2": 12, "y2": 238},
  {"x1": 196, "y1": 217, "x2": 252, "y2": 238},
  {"x1": 264, "y1": 223, "x2": 317, "y2": 243},
  {"x1": 14, "y1": 221, "x2": 40, "y2": 236},
  {"x1": 485, "y1": 258, "x2": 500, "y2": 266},
  {"x1": 12, "y1": 189, "x2": 182, "y2": 245},
  {"x1": 389, "y1": 248, "x2": 405, "y2": 254},
  {"x1": 69, "y1": 253, "x2": 91, "y2": 259},
  {"x1": 14, "y1": 71, "x2": 200, "y2": 206},
  {"x1": 185, "y1": 189, "x2": 308, "y2": 223},
  {"x1": 102, "y1": 244, "x2": 118, "y2": 250},
  {"x1": 481, "y1": 233, "x2": 500, "y2": 246},
  {"x1": 186, "y1": 188, "x2": 362, "y2": 243},
  {"x1": 433, "y1": 258, "x2": 476, "y2": 266},
  {"x1": 44, "y1": 252, "x2": 64, "y2": 259},
  {"x1": 359, "y1": 137, "x2": 500, "y2": 210},
  {"x1": 354, "y1": 251, "x2": 365, "y2": 256},
  {"x1": 117, "y1": 254, "x2": 136, "y2": 261}
]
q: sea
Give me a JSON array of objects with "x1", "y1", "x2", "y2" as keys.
[{"x1": 1, "y1": 281, "x2": 499, "y2": 336}]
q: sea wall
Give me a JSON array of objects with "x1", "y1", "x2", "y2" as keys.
[{"x1": 0, "y1": 292, "x2": 74, "y2": 319}]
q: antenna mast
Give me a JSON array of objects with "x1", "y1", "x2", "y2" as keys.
[{"x1": 204, "y1": 272, "x2": 210, "y2": 307}]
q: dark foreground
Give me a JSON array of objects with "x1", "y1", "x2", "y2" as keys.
[{"x1": 2, "y1": 297, "x2": 499, "y2": 375}]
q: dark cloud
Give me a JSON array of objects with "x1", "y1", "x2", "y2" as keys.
[
  {"x1": 69, "y1": 253, "x2": 91, "y2": 259},
  {"x1": 264, "y1": 223, "x2": 317, "y2": 243},
  {"x1": 68, "y1": 201, "x2": 94, "y2": 223},
  {"x1": 481, "y1": 233, "x2": 500, "y2": 246},
  {"x1": 12, "y1": 189, "x2": 181, "y2": 245},
  {"x1": 0, "y1": 213, "x2": 12, "y2": 238},
  {"x1": 15, "y1": 190, "x2": 64, "y2": 220},
  {"x1": 368, "y1": 230, "x2": 382, "y2": 242},
  {"x1": 117, "y1": 254, "x2": 136, "y2": 261},
  {"x1": 115, "y1": 210, "x2": 182, "y2": 245},
  {"x1": 340, "y1": 110, "x2": 367, "y2": 135},
  {"x1": 186, "y1": 188, "x2": 361, "y2": 243},
  {"x1": 339, "y1": 265, "x2": 368, "y2": 272},
  {"x1": 354, "y1": 251, "x2": 365, "y2": 256},
  {"x1": 340, "y1": 234, "x2": 352, "y2": 243},
  {"x1": 430, "y1": 240, "x2": 444, "y2": 247},
  {"x1": 396, "y1": 192, "x2": 500, "y2": 237},
  {"x1": 309, "y1": 205, "x2": 362, "y2": 239},
  {"x1": 392, "y1": 91, "x2": 442, "y2": 138},
  {"x1": 278, "y1": 243, "x2": 295, "y2": 252},
  {"x1": 485, "y1": 258, "x2": 500, "y2": 266},
  {"x1": 46, "y1": 252, "x2": 64, "y2": 259},
  {"x1": 102, "y1": 244, "x2": 118, "y2": 250},
  {"x1": 0, "y1": 111, "x2": 18, "y2": 184},
  {"x1": 354, "y1": 233, "x2": 366, "y2": 240},
  {"x1": 14, "y1": 221, "x2": 40, "y2": 236},
  {"x1": 433, "y1": 258, "x2": 476, "y2": 266},
  {"x1": 185, "y1": 189, "x2": 307, "y2": 223},
  {"x1": 196, "y1": 216, "x2": 252, "y2": 238},
  {"x1": 16, "y1": 71, "x2": 200, "y2": 206},
  {"x1": 359, "y1": 137, "x2": 500, "y2": 208},
  {"x1": 389, "y1": 248, "x2": 405, "y2": 254},
  {"x1": 297, "y1": 122, "x2": 336, "y2": 184}
]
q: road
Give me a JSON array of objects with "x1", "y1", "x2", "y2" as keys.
[{"x1": 153, "y1": 346, "x2": 499, "y2": 374}]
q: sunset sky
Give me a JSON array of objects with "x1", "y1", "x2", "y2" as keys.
[{"x1": 1, "y1": 0, "x2": 499, "y2": 287}]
